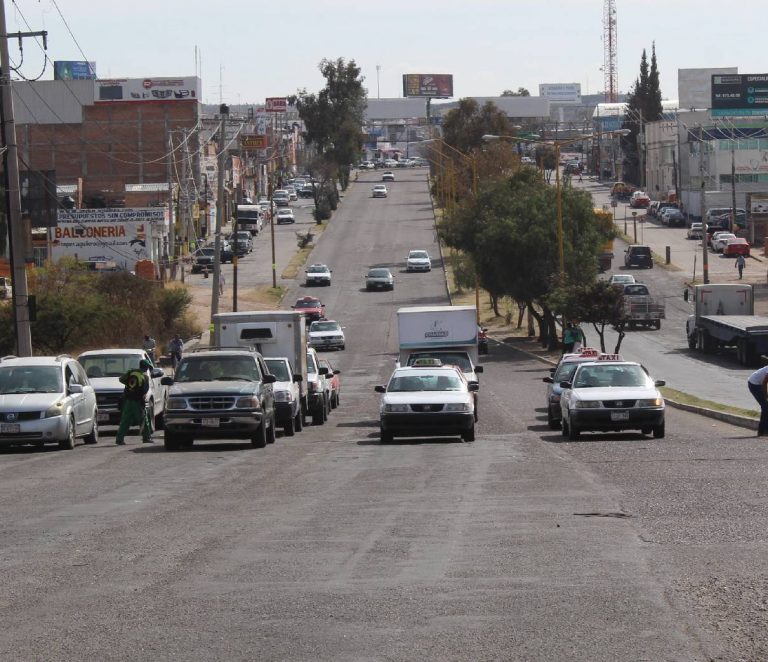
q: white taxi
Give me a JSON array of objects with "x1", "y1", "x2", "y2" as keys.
[
  {"x1": 375, "y1": 363, "x2": 477, "y2": 443},
  {"x1": 559, "y1": 357, "x2": 665, "y2": 441}
]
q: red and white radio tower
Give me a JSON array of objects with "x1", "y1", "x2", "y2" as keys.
[{"x1": 603, "y1": 0, "x2": 618, "y2": 103}]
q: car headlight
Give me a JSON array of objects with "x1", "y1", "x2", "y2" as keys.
[
  {"x1": 273, "y1": 390, "x2": 294, "y2": 403},
  {"x1": 383, "y1": 404, "x2": 410, "y2": 413},
  {"x1": 166, "y1": 397, "x2": 188, "y2": 410},
  {"x1": 43, "y1": 401, "x2": 65, "y2": 418},
  {"x1": 575, "y1": 400, "x2": 601, "y2": 409},
  {"x1": 235, "y1": 396, "x2": 260, "y2": 409},
  {"x1": 636, "y1": 398, "x2": 664, "y2": 407},
  {"x1": 444, "y1": 402, "x2": 472, "y2": 412}
]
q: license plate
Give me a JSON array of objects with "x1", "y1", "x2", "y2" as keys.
[
  {"x1": 610, "y1": 410, "x2": 630, "y2": 421},
  {"x1": 98, "y1": 412, "x2": 110, "y2": 422},
  {"x1": 323, "y1": 339, "x2": 332, "y2": 344},
  {"x1": 201, "y1": 418, "x2": 220, "y2": 427},
  {"x1": 0, "y1": 423, "x2": 20, "y2": 433}
]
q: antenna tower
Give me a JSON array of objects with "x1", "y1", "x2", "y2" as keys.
[{"x1": 603, "y1": 0, "x2": 618, "y2": 103}]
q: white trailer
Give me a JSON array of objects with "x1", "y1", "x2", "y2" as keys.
[
  {"x1": 396, "y1": 306, "x2": 482, "y2": 382},
  {"x1": 213, "y1": 311, "x2": 308, "y2": 415}
]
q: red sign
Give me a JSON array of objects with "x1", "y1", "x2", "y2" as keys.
[
  {"x1": 265, "y1": 97, "x2": 287, "y2": 112},
  {"x1": 241, "y1": 135, "x2": 268, "y2": 149}
]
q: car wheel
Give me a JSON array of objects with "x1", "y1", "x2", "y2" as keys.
[
  {"x1": 181, "y1": 438, "x2": 194, "y2": 449},
  {"x1": 155, "y1": 407, "x2": 165, "y2": 431},
  {"x1": 461, "y1": 424, "x2": 475, "y2": 442},
  {"x1": 59, "y1": 416, "x2": 76, "y2": 450},
  {"x1": 653, "y1": 319, "x2": 661, "y2": 330},
  {"x1": 284, "y1": 413, "x2": 295, "y2": 437},
  {"x1": 547, "y1": 410, "x2": 560, "y2": 430},
  {"x1": 330, "y1": 391, "x2": 338, "y2": 410},
  {"x1": 251, "y1": 420, "x2": 268, "y2": 448},
  {"x1": 380, "y1": 427, "x2": 393, "y2": 444},
  {"x1": 652, "y1": 421, "x2": 665, "y2": 439},
  {"x1": 641, "y1": 427, "x2": 652, "y2": 435},
  {"x1": 568, "y1": 421, "x2": 580, "y2": 441},
  {"x1": 266, "y1": 412, "x2": 276, "y2": 444},
  {"x1": 294, "y1": 409, "x2": 304, "y2": 432},
  {"x1": 312, "y1": 402, "x2": 325, "y2": 426},
  {"x1": 84, "y1": 410, "x2": 99, "y2": 444},
  {"x1": 164, "y1": 431, "x2": 182, "y2": 451}
]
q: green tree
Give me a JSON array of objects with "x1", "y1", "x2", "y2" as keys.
[
  {"x1": 442, "y1": 98, "x2": 512, "y2": 154},
  {"x1": 291, "y1": 58, "x2": 366, "y2": 195},
  {"x1": 501, "y1": 87, "x2": 531, "y2": 97}
]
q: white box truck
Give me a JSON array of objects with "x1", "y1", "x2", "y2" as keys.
[
  {"x1": 213, "y1": 311, "x2": 309, "y2": 418},
  {"x1": 397, "y1": 306, "x2": 483, "y2": 383}
]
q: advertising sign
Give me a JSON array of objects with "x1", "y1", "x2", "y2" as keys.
[
  {"x1": 748, "y1": 193, "x2": 768, "y2": 215},
  {"x1": 711, "y1": 73, "x2": 768, "y2": 116},
  {"x1": 402, "y1": 74, "x2": 454, "y2": 98},
  {"x1": 95, "y1": 77, "x2": 200, "y2": 103},
  {"x1": 54, "y1": 61, "x2": 96, "y2": 80},
  {"x1": 538, "y1": 83, "x2": 581, "y2": 104},
  {"x1": 265, "y1": 97, "x2": 288, "y2": 112},
  {"x1": 241, "y1": 135, "x2": 268, "y2": 149},
  {"x1": 51, "y1": 208, "x2": 164, "y2": 269}
]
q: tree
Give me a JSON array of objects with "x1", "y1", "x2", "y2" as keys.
[
  {"x1": 501, "y1": 88, "x2": 531, "y2": 97},
  {"x1": 442, "y1": 98, "x2": 512, "y2": 154},
  {"x1": 291, "y1": 58, "x2": 366, "y2": 195}
]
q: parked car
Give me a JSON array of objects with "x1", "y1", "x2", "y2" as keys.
[
  {"x1": 298, "y1": 185, "x2": 315, "y2": 198},
  {"x1": 0, "y1": 355, "x2": 98, "y2": 450},
  {"x1": 608, "y1": 274, "x2": 636, "y2": 286},
  {"x1": 263, "y1": 357, "x2": 303, "y2": 436},
  {"x1": 284, "y1": 186, "x2": 298, "y2": 201},
  {"x1": 687, "y1": 222, "x2": 705, "y2": 240},
  {"x1": 624, "y1": 245, "x2": 653, "y2": 269},
  {"x1": 705, "y1": 207, "x2": 747, "y2": 230},
  {"x1": 648, "y1": 201, "x2": 660, "y2": 217},
  {"x1": 723, "y1": 237, "x2": 751, "y2": 257},
  {"x1": 231, "y1": 231, "x2": 253, "y2": 256},
  {"x1": 272, "y1": 190, "x2": 290, "y2": 207},
  {"x1": 365, "y1": 267, "x2": 394, "y2": 291},
  {"x1": 275, "y1": 208, "x2": 296, "y2": 224},
  {"x1": 372, "y1": 184, "x2": 388, "y2": 198},
  {"x1": 711, "y1": 232, "x2": 737, "y2": 253},
  {"x1": 629, "y1": 191, "x2": 651, "y2": 208},
  {"x1": 305, "y1": 264, "x2": 332, "y2": 287},
  {"x1": 79, "y1": 349, "x2": 167, "y2": 430},
  {"x1": 660, "y1": 208, "x2": 686, "y2": 227},
  {"x1": 306, "y1": 348, "x2": 331, "y2": 425},
  {"x1": 406, "y1": 250, "x2": 431, "y2": 272},
  {"x1": 292, "y1": 296, "x2": 325, "y2": 324},
  {"x1": 308, "y1": 320, "x2": 346, "y2": 351},
  {"x1": 317, "y1": 358, "x2": 341, "y2": 409}
]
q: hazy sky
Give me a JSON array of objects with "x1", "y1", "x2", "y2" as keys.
[{"x1": 9, "y1": 0, "x2": 768, "y2": 104}]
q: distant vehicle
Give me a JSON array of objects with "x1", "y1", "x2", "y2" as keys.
[
  {"x1": 384, "y1": 159, "x2": 398, "y2": 168},
  {"x1": 305, "y1": 263, "x2": 332, "y2": 287},
  {"x1": 272, "y1": 190, "x2": 290, "y2": 207},
  {"x1": 382, "y1": 171, "x2": 395, "y2": 181},
  {"x1": 623, "y1": 283, "x2": 665, "y2": 330},
  {"x1": 624, "y1": 245, "x2": 653, "y2": 269},
  {"x1": 264, "y1": 357, "x2": 303, "y2": 436},
  {"x1": 711, "y1": 232, "x2": 737, "y2": 253},
  {"x1": 232, "y1": 230, "x2": 253, "y2": 254},
  {"x1": 318, "y1": 358, "x2": 341, "y2": 409},
  {"x1": 372, "y1": 184, "x2": 388, "y2": 198},
  {"x1": 705, "y1": 207, "x2": 747, "y2": 231},
  {"x1": 308, "y1": 320, "x2": 346, "y2": 351},
  {"x1": 521, "y1": 156, "x2": 536, "y2": 165},
  {"x1": 365, "y1": 267, "x2": 394, "y2": 291},
  {"x1": 608, "y1": 274, "x2": 636, "y2": 286},
  {"x1": 236, "y1": 204, "x2": 264, "y2": 235},
  {"x1": 687, "y1": 222, "x2": 705, "y2": 240},
  {"x1": 611, "y1": 181, "x2": 637, "y2": 201},
  {"x1": 284, "y1": 186, "x2": 298, "y2": 201},
  {"x1": 275, "y1": 208, "x2": 295, "y2": 224},
  {"x1": 660, "y1": 207, "x2": 685, "y2": 227},
  {"x1": 298, "y1": 185, "x2": 315, "y2": 198},
  {"x1": 406, "y1": 250, "x2": 431, "y2": 272},
  {"x1": 292, "y1": 296, "x2": 325, "y2": 323},
  {"x1": 723, "y1": 238, "x2": 750, "y2": 257},
  {"x1": 629, "y1": 191, "x2": 651, "y2": 208},
  {"x1": 359, "y1": 161, "x2": 375, "y2": 170}
]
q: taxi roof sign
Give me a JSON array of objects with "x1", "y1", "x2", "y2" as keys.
[
  {"x1": 577, "y1": 348, "x2": 601, "y2": 357},
  {"x1": 412, "y1": 357, "x2": 443, "y2": 367},
  {"x1": 597, "y1": 354, "x2": 623, "y2": 361}
]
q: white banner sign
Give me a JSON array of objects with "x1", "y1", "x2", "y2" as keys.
[{"x1": 95, "y1": 77, "x2": 201, "y2": 103}]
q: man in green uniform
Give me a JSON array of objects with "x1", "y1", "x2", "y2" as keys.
[{"x1": 115, "y1": 359, "x2": 153, "y2": 445}]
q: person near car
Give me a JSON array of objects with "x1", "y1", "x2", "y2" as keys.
[
  {"x1": 142, "y1": 335, "x2": 156, "y2": 364},
  {"x1": 747, "y1": 365, "x2": 768, "y2": 436},
  {"x1": 735, "y1": 254, "x2": 746, "y2": 280},
  {"x1": 572, "y1": 323, "x2": 587, "y2": 352},
  {"x1": 169, "y1": 334, "x2": 184, "y2": 370},
  {"x1": 115, "y1": 359, "x2": 153, "y2": 445},
  {"x1": 562, "y1": 322, "x2": 576, "y2": 354}
]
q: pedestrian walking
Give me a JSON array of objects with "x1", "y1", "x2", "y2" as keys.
[
  {"x1": 577, "y1": 166, "x2": 583, "y2": 183},
  {"x1": 168, "y1": 334, "x2": 184, "y2": 371},
  {"x1": 562, "y1": 322, "x2": 576, "y2": 354},
  {"x1": 747, "y1": 365, "x2": 768, "y2": 436},
  {"x1": 735, "y1": 254, "x2": 746, "y2": 279},
  {"x1": 572, "y1": 322, "x2": 587, "y2": 352},
  {"x1": 219, "y1": 272, "x2": 226, "y2": 295},
  {"x1": 142, "y1": 334, "x2": 157, "y2": 364},
  {"x1": 115, "y1": 359, "x2": 153, "y2": 445}
]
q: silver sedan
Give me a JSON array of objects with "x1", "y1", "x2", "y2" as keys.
[{"x1": 365, "y1": 268, "x2": 394, "y2": 291}]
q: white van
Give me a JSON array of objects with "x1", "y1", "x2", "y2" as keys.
[{"x1": 236, "y1": 205, "x2": 263, "y2": 235}]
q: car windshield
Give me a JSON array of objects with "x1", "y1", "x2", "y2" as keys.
[
  {"x1": 80, "y1": 354, "x2": 143, "y2": 379},
  {"x1": 368, "y1": 269, "x2": 391, "y2": 278},
  {"x1": 0, "y1": 366, "x2": 63, "y2": 394},
  {"x1": 306, "y1": 353, "x2": 318, "y2": 374},
  {"x1": 197, "y1": 248, "x2": 215, "y2": 256},
  {"x1": 174, "y1": 356, "x2": 259, "y2": 382},
  {"x1": 310, "y1": 322, "x2": 340, "y2": 332},
  {"x1": 295, "y1": 299, "x2": 321, "y2": 309},
  {"x1": 409, "y1": 251, "x2": 428, "y2": 259},
  {"x1": 236, "y1": 232, "x2": 251, "y2": 239},
  {"x1": 407, "y1": 352, "x2": 471, "y2": 372},
  {"x1": 265, "y1": 359, "x2": 290, "y2": 382},
  {"x1": 553, "y1": 362, "x2": 581, "y2": 383},
  {"x1": 573, "y1": 364, "x2": 650, "y2": 388},
  {"x1": 388, "y1": 372, "x2": 462, "y2": 392},
  {"x1": 307, "y1": 266, "x2": 327, "y2": 273}
]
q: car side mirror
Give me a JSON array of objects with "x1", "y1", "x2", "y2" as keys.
[
  {"x1": 468, "y1": 383, "x2": 480, "y2": 392},
  {"x1": 151, "y1": 368, "x2": 165, "y2": 379},
  {"x1": 68, "y1": 383, "x2": 84, "y2": 394},
  {"x1": 560, "y1": 381, "x2": 572, "y2": 389},
  {"x1": 549, "y1": 367, "x2": 556, "y2": 374},
  {"x1": 374, "y1": 385, "x2": 386, "y2": 393},
  {"x1": 293, "y1": 374, "x2": 303, "y2": 383},
  {"x1": 319, "y1": 367, "x2": 329, "y2": 376},
  {"x1": 654, "y1": 380, "x2": 666, "y2": 387},
  {"x1": 263, "y1": 374, "x2": 277, "y2": 384},
  {"x1": 543, "y1": 376, "x2": 553, "y2": 384},
  {"x1": 161, "y1": 376, "x2": 174, "y2": 386},
  {"x1": 333, "y1": 369, "x2": 341, "y2": 375},
  {"x1": 474, "y1": 366, "x2": 484, "y2": 373}
]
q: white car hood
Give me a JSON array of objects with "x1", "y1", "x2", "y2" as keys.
[
  {"x1": 0, "y1": 392, "x2": 64, "y2": 410},
  {"x1": 408, "y1": 257, "x2": 430, "y2": 264},
  {"x1": 382, "y1": 392, "x2": 472, "y2": 406},
  {"x1": 571, "y1": 386, "x2": 663, "y2": 403},
  {"x1": 89, "y1": 376, "x2": 123, "y2": 392},
  {"x1": 309, "y1": 330, "x2": 343, "y2": 338},
  {"x1": 271, "y1": 379, "x2": 293, "y2": 392}
]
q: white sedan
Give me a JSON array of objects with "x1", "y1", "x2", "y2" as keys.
[
  {"x1": 711, "y1": 232, "x2": 736, "y2": 253},
  {"x1": 372, "y1": 184, "x2": 388, "y2": 198},
  {"x1": 406, "y1": 250, "x2": 431, "y2": 272},
  {"x1": 559, "y1": 360, "x2": 666, "y2": 441},
  {"x1": 308, "y1": 320, "x2": 345, "y2": 351},
  {"x1": 275, "y1": 208, "x2": 295, "y2": 224}
]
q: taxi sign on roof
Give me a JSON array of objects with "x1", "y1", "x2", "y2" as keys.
[
  {"x1": 412, "y1": 357, "x2": 443, "y2": 367},
  {"x1": 577, "y1": 348, "x2": 600, "y2": 357},
  {"x1": 597, "y1": 354, "x2": 623, "y2": 361}
]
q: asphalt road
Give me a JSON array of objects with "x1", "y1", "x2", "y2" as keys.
[{"x1": 1, "y1": 169, "x2": 767, "y2": 661}]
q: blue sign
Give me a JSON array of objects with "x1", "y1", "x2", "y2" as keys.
[{"x1": 54, "y1": 61, "x2": 96, "y2": 80}]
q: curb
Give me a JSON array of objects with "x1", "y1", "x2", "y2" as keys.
[{"x1": 496, "y1": 337, "x2": 760, "y2": 432}]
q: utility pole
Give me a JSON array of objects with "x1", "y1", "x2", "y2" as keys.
[
  {"x1": 166, "y1": 132, "x2": 175, "y2": 278},
  {"x1": 731, "y1": 145, "x2": 737, "y2": 235},
  {"x1": 210, "y1": 106, "x2": 228, "y2": 328},
  {"x1": 0, "y1": 3, "x2": 45, "y2": 356}
]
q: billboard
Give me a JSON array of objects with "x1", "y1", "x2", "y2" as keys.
[
  {"x1": 538, "y1": 83, "x2": 581, "y2": 104},
  {"x1": 678, "y1": 67, "x2": 737, "y2": 110},
  {"x1": 241, "y1": 135, "x2": 268, "y2": 149},
  {"x1": 265, "y1": 97, "x2": 288, "y2": 112},
  {"x1": 54, "y1": 61, "x2": 96, "y2": 80},
  {"x1": 95, "y1": 77, "x2": 200, "y2": 103},
  {"x1": 50, "y1": 208, "x2": 164, "y2": 269},
  {"x1": 711, "y1": 73, "x2": 768, "y2": 116},
  {"x1": 402, "y1": 74, "x2": 454, "y2": 98}
]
